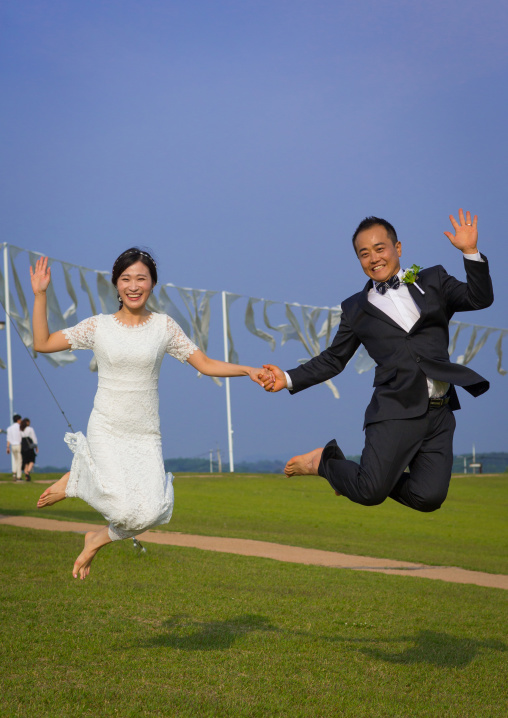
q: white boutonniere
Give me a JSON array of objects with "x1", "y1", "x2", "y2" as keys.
[{"x1": 401, "y1": 264, "x2": 425, "y2": 294}]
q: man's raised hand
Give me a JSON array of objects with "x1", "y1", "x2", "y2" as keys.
[
  {"x1": 444, "y1": 209, "x2": 478, "y2": 254},
  {"x1": 261, "y1": 364, "x2": 287, "y2": 392},
  {"x1": 30, "y1": 256, "x2": 52, "y2": 295}
]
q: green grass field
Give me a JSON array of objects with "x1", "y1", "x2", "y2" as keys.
[
  {"x1": 2, "y1": 471, "x2": 507, "y2": 573},
  {"x1": 0, "y1": 473, "x2": 507, "y2": 717}
]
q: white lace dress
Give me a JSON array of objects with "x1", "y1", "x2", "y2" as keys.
[{"x1": 62, "y1": 313, "x2": 198, "y2": 541}]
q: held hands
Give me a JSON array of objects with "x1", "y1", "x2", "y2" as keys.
[
  {"x1": 30, "y1": 257, "x2": 51, "y2": 295},
  {"x1": 248, "y1": 367, "x2": 275, "y2": 387},
  {"x1": 260, "y1": 364, "x2": 287, "y2": 392},
  {"x1": 444, "y1": 209, "x2": 478, "y2": 254}
]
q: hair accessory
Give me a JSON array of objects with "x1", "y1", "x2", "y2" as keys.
[{"x1": 113, "y1": 249, "x2": 157, "y2": 269}]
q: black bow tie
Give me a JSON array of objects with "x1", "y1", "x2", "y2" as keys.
[{"x1": 375, "y1": 275, "x2": 400, "y2": 295}]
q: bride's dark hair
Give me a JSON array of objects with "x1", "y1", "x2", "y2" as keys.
[{"x1": 111, "y1": 248, "x2": 158, "y2": 309}]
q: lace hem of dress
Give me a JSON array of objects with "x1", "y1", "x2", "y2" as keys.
[
  {"x1": 107, "y1": 476, "x2": 174, "y2": 541},
  {"x1": 111, "y1": 313, "x2": 155, "y2": 329},
  {"x1": 64, "y1": 431, "x2": 104, "y2": 497},
  {"x1": 61, "y1": 327, "x2": 74, "y2": 350},
  {"x1": 181, "y1": 345, "x2": 198, "y2": 363}
]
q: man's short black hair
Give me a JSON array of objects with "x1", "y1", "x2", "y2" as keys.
[
  {"x1": 13, "y1": 414, "x2": 21, "y2": 422},
  {"x1": 352, "y1": 216, "x2": 398, "y2": 251}
]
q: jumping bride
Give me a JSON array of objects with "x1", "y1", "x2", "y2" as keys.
[{"x1": 31, "y1": 248, "x2": 271, "y2": 580}]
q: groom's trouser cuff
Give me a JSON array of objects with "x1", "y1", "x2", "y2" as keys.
[{"x1": 318, "y1": 439, "x2": 346, "y2": 493}]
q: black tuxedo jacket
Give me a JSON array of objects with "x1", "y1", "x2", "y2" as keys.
[{"x1": 287, "y1": 256, "x2": 494, "y2": 427}]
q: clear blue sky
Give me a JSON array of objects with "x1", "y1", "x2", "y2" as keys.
[{"x1": 1, "y1": 0, "x2": 507, "y2": 468}]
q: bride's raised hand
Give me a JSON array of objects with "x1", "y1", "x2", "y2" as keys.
[{"x1": 30, "y1": 256, "x2": 51, "y2": 295}]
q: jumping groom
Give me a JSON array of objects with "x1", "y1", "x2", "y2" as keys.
[{"x1": 262, "y1": 209, "x2": 493, "y2": 513}]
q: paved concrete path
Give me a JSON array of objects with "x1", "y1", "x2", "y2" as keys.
[{"x1": 1, "y1": 514, "x2": 506, "y2": 590}]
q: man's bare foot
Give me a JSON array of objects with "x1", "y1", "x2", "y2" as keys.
[
  {"x1": 72, "y1": 526, "x2": 112, "y2": 580},
  {"x1": 285, "y1": 448, "x2": 324, "y2": 477},
  {"x1": 37, "y1": 472, "x2": 70, "y2": 508}
]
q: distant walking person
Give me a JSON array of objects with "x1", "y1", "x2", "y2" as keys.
[
  {"x1": 20, "y1": 418, "x2": 38, "y2": 481},
  {"x1": 6, "y1": 414, "x2": 22, "y2": 481}
]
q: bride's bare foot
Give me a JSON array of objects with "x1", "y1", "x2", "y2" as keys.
[
  {"x1": 73, "y1": 531, "x2": 98, "y2": 580},
  {"x1": 72, "y1": 526, "x2": 112, "y2": 580},
  {"x1": 284, "y1": 448, "x2": 324, "y2": 477},
  {"x1": 37, "y1": 472, "x2": 70, "y2": 508}
]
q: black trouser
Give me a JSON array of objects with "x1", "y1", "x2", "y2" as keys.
[{"x1": 318, "y1": 405, "x2": 456, "y2": 513}]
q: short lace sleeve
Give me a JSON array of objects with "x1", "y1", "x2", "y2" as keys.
[
  {"x1": 62, "y1": 316, "x2": 99, "y2": 351},
  {"x1": 166, "y1": 315, "x2": 198, "y2": 363}
]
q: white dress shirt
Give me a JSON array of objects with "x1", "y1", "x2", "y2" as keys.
[
  {"x1": 21, "y1": 426, "x2": 38, "y2": 445},
  {"x1": 285, "y1": 252, "x2": 483, "y2": 396},
  {"x1": 6, "y1": 422, "x2": 21, "y2": 446}
]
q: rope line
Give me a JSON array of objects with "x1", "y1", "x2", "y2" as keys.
[{"x1": 0, "y1": 298, "x2": 75, "y2": 432}]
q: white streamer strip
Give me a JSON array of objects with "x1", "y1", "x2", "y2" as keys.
[{"x1": 0, "y1": 245, "x2": 506, "y2": 402}]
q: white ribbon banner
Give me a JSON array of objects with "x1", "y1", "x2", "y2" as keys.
[{"x1": 0, "y1": 244, "x2": 506, "y2": 398}]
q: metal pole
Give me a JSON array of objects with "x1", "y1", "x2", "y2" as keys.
[
  {"x1": 217, "y1": 446, "x2": 222, "y2": 473},
  {"x1": 221, "y1": 291, "x2": 234, "y2": 472},
  {"x1": 209, "y1": 449, "x2": 213, "y2": 473},
  {"x1": 3, "y1": 245, "x2": 14, "y2": 425}
]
